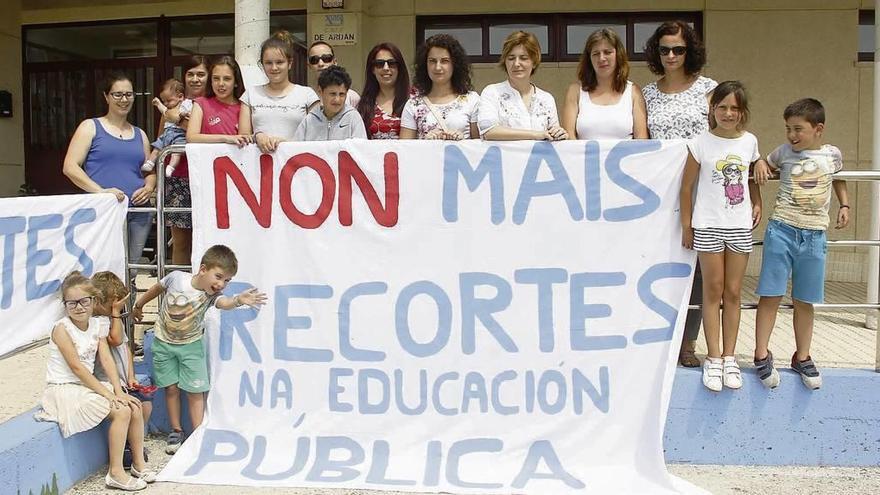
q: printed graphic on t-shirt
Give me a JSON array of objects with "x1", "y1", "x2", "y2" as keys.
[
  {"x1": 712, "y1": 154, "x2": 747, "y2": 208},
  {"x1": 790, "y1": 157, "x2": 833, "y2": 209}
]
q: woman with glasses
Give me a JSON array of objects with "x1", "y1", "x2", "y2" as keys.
[
  {"x1": 401, "y1": 34, "x2": 480, "y2": 140},
  {"x1": 307, "y1": 41, "x2": 361, "y2": 108},
  {"x1": 356, "y1": 42, "x2": 411, "y2": 140},
  {"x1": 240, "y1": 31, "x2": 319, "y2": 151},
  {"x1": 62, "y1": 72, "x2": 155, "y2": 266},
  {"x1": 478, "y1": 31, "x2": 566, "y2": 141},
  {"x1": 642, "y1": 20, "x2": 717, "y2": 368},
  {"x1": 561, "y1": 28, "x2": 648, "y2": 140}
]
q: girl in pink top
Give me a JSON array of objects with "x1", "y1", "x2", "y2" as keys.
[{"x1": 187, "y1": 56, "x2": 253, "y2": 147}]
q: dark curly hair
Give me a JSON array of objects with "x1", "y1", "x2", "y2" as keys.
[
  {"x1": 357, "y1": 42, "x2": 411, "y2": 137},
  {"x1": 643, "y1": 20, "x2": 706, "y2": 77},
  {"x1": 413, "y1": 34, "x2": 473, "y2": 95}
]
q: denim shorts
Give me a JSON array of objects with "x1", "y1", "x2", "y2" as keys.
[{"x1": 756, "y1": 219, "x2": 827, "y2": 304}]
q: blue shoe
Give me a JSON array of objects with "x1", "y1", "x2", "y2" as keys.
[
  {"x1": 165, "y1": 430, "x2": 184, "y2": 454},
  {"x1": 791, "y1": 354, "x2": 822, "y2": 390}
]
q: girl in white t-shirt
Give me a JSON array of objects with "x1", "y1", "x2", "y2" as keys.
[
  {"x1": 679, "y1": 81, "x2": 764, "y2": 392},
  {"x1": 35, "y1": 272, "x2": 155, "y2": 491},
  {"x1": 240, "y1": 31, "x2": 320, "y2": 152}
]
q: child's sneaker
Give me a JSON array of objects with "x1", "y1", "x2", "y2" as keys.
[
  {"x1": 141, "y1": 160, "x2": 155, "y2": 173},
  {"x1": 165, "y1": 163, "x2": 177, "y2": 177},
  {"x1": 791, "y1": 354, "x2": 822, "y2": 390},
  {"x1": 702, "y1": 357, "x2": 723, "y2": 392},
  {"x1": 165, "y1": 430, "x2": 184, "y2": 454},
  {"x1": 722, "y1": 356, "x2": 742, "y2": 389},
  {"x1": 754, "y1": 350, "x2": 780, "y2": 389}
]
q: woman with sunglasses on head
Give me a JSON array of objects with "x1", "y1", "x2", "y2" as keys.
[
  {"x1": 561, "y1": 28, "x2": 648, "y2": 140},
  {"x1": 62, "y1": 72, "x2": 155, "y2": 268},
  {"x1": 478, "y1": 31, "x2": 566, "y2": 141},
  {"x1": 240, "y1": 31, "x2": 319, "y2": 151},
  {"x1": 357, "y1": 42, "x2": 411, "y2": 139},
  {"x1": 401, "y1": 34, "x2": 480, "y2": 140},
  {"x1": 643, "y1": 21, "x2": 717, "y2": 368},
  {"x1": 187, "y1": 56, "x2": 252, "y2": 148},
  {"x1": 161, "y1": 55, "x2": 208, "y2": 267},
  {"x1": 308, "y1": 41, "x2": 361, "y2": 108}
]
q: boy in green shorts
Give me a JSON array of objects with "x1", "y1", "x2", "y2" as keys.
[{"x1": 133, "y1": 245, "x2": 266, "y2": 453}]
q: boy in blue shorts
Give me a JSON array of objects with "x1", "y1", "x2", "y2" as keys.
[
  {"x1": 133, "y1": 245, "x2": 266, "y2": 453},
  {"x1": 752, "y1": 98, "x2": 849, "y2": 390}
]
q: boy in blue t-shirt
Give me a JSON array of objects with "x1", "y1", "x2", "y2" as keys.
[{"x1": 752, "y1": 98, "x2": 849, "y2": 390}]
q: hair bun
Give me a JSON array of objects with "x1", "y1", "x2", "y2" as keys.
[{"x1": 272, "y1": 29, "x2": 294, "y2": 44}]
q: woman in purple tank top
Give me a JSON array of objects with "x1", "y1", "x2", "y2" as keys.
[{"x1": 63, "y1": 72, "x2": 154, "y2": 267}]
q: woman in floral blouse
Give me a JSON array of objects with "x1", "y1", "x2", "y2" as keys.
[
  {"x1": 478, "y1": 31, "x2": 567, "y2": 141},
  {"x1": 401, "y1": 34, "x2": 479, "y2": 140},
  {"x1": 357, "y1": 42, "x2": 411, "y2": 140}
]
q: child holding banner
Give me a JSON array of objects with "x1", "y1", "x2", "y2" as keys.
[
  {"x1": 679, "y1": 81, "x2": 763, "y2": 392},
  {"x1": 132, "y1": 245, "x2": 267, "y2": 454},
  {"x1": 752, "y1": 98, "x2": 850, "y2": 390},
  {"x1": 36, "y1": 272, "x2": 156, "y2": 491}
]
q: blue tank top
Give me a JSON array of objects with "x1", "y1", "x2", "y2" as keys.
[{"x1": 83, "y1": 118, "x2": 145, "y2": 206}]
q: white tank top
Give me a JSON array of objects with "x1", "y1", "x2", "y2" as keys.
[
  {"x1": 46, "y1": 317, "x2": 103, "y2": 384},
  {"x1": 575, "y1": 81, "x2": 634, "y2": 140}
]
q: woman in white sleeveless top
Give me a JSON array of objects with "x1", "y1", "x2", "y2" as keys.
[{"x1": 561, "y1": 28, "x2": 648, "y2": 140}]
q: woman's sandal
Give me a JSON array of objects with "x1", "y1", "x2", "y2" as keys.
[
  {"x1": 105, "y1": 473, "x2": 147, "y2": 491},
  {"x1": 679, "y1": 349, "x2": 701, "y2": 368}
]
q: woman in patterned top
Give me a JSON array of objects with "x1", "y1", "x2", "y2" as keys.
[
  {"x1": 478, "y1": 30, "x2": 567, "y2": 141},
  {"x1": 642, "y1": 20, "x2": 718, "y2": 367},
  {"x1": 401, "y1": 34, "x2": 480, "y2": 140},
  {"x1": 561, "y1": 28, "x2": 648, "y2": 140},
  {"x1": 357, "y1": 42, "x2": 411, "y2": 139}
]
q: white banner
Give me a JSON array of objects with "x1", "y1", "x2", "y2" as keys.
[
  {"x1": 0, "y1": 194, "x2": 127, "y2": 357},
  {"x1": 162, "y1": 140, "x2": 706, "y2": 494}
]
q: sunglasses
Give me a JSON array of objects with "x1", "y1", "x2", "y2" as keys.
[
  {"x1": 63, "y1": 296, "x2": 94, "y2": 310},
  {"x1": 372, "y1": 58, "x2": 399, "y2": 69},
  {"x1": 658, "y1": 45, "x2": 687, "y2": 56},
  {"x1": 308, "y1": 54, "x2": 335, "y2": 65}
]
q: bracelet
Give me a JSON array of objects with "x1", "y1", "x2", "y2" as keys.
[
  {"x1": 233, "y1": 295, "x2": 242, "y2": 307},
  {"x1": 839, "y1": 205, "x2": 850, "y2": 209}
]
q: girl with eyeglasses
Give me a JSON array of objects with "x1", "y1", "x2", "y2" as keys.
[
  {"x1": 356, "y1": 42, "x2": 411, "y2": 139},
  {"x1": 239, "y1": 31, "x2": 320, "y2": 151},
  {"x1": 307, "y1": 41, "x2": 361, "y2": 108},
  {"x1": 35, "y1": 272, "x2": 156, "y2": 491},
  {"x1": 62, "y1": 72, "x2": 155, "y2": 270},
  {"x1": 642, "y1": 20, "x2": 718, "y2": 369},
  {"x1": 186, "y1": 56, "x2": 253, "y2": 148},
  {"x1": 561, "y1": 28, "x2": 648, "y2": 140},
  {"x1": 401, "y1": 34, "x2": 480, "y2": 140},
  {"x1": 478, "y1": 31, "x2": 567, "y2": 141}
]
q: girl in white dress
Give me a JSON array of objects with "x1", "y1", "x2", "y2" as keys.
[
  {"x1": 35, "y1": 272, "x2": 155, "y2": 491},
  {"x1": 478, "y1": 30, "x2": 567, "y2": 141},
  {"x1": 561, "y1": 28, "x2": 648, "y2": 140}
]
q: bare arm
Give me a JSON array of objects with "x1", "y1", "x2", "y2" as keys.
[
  {"x1": 186, "y1": 102, "x2": 251, "y2": 146},
  {"x1": 104, "y1": 293, "x2": 129, "y2": 347},
  {"x1": 400, "y1": 127, "x2": 417, "y2": 140},
  {"x1": 833, "y1": 179, "x2": 850, "y2": 229},
  {"x1": 238, "y1": 102, "x2": 253, "y2": 135},
  {"x1": 631, "y1": 83, "x2": 649, "y2": 139},
  {"x1": 560, "y1": 83, "x2": 580, "y2": 139},
  {"x1": 749, "y1": 160, "x2": 764, "y2": 228},
  {"x1": 132, "y1": 282, "x2": 165, "y2": 322},
  {"x1": 215, "y1": 287, "x2": 268, "y2": 311},
  {"x1": 679, "y1": 152, "x2": 700, "y2": 249},
  {"x1": 130, "y1": 130, "x2": 155, "y2": 205},
  {"x1": 483, "y1": 125, "x2": 546, "y2": 141}
]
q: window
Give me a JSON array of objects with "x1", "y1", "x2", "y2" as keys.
[
  {"x1": 417, "y1": 12, "x2": 702, "y2": 63},
  {"x1": 859, "y1": 10, "x2": 874, "y2": 62},
  {"x1": 26, "y1": 21, "x2": 158, "y2": 62}
]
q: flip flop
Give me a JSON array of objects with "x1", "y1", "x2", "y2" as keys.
[{"x1": 105, "y1": 473, "x2": 147, "y2": 491}]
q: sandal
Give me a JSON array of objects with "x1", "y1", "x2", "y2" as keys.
[
  {"x1": 105, "y1": 473, "x2": 147, "y2": 491},
  {"x1": 679, "y1": 348, "x2": 700, "y2": 367},
  {"x1": 130, "y1": 465, "x2": 157, "y2": 483}
]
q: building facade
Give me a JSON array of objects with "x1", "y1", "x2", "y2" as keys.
[{"x1": 0, "y1": 0, "x2": 874, "y2": 281}]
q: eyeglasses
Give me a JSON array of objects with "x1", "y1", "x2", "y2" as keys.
[
  {"x1": 63, "y1": 296, "x2": 94, "y2": 310},
  {"x1": 658, "y1": 46, "x2": 687, "y2": 56},
  {"x1": 108, "y1": 92, "x2": 135, "y2": 100},
  {"x1": 372, "y1": 59, "x2": 399, "y2": 69},
  {"x1": 308, "y1": 54, "x2": 335, "y2": 65}
]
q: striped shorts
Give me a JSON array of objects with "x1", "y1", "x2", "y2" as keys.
[{"x1": 693, "y1": 227, "x2": 753, "y2": 254}]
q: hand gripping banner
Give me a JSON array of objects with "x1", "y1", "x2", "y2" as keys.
[{"x1": 161, "y1": 140, "x2": 707, "y2": 494}]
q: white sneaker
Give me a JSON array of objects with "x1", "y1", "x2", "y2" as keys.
[
  {"x1": 722, "y1": 356, "x2": 742, "y2": 389},
  {"x1": 702, "y1": 357, "x2": 723, "y2": 392},
  {"x1": 165, "y1": 163, "x2": 177, "y2": 177}
]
